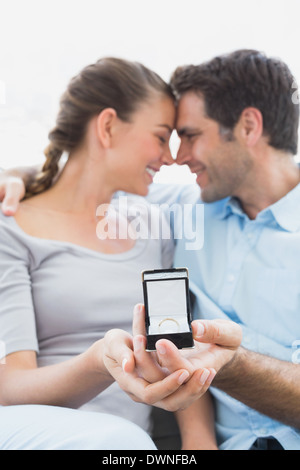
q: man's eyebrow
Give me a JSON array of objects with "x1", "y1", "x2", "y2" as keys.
[{"x1": 176, "y1": 127, "x2": 199, "y2": 137}]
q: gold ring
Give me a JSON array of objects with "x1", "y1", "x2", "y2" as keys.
[{"x1": 158, "y1": 317, "x2": 180, "y2": 333}]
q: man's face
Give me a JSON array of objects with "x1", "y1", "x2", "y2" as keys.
[{"x1": 175, "y1": 92, "x2": 253, "y2": 202}]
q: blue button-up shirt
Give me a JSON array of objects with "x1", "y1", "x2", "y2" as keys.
[{"x1": 148, "y1": 181, "x2": 300, "y2": 450}]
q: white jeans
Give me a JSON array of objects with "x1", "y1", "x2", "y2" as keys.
[{"x1": 0, "y1": 405, "x2": 157, "y2": 450}]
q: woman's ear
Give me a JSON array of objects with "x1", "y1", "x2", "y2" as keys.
[
  {"x1": 96, "y1": 108, "x2": 118, "y2": 148},
  {"x1": 235, "y1": 107, "x2": 263, "y2": 147}
]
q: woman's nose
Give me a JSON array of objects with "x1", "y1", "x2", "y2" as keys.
[{"x1": 161, "y1": 145, "x2": 175, "y2": 166}]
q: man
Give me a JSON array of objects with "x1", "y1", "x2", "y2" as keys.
[
  {"x1": 1, "y1": 49, "x2": 300, "y2": 449},
  {"x1": 165, "y1": 49, "x2": 300, "y2": 450}
]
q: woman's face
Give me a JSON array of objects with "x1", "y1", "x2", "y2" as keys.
[{"x1": 108, "y1": 95, "x2": 176, "y2": 196}]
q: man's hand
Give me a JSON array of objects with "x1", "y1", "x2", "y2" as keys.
[
  {"x1": 0, "y1": 164, "x2": 43, "y2": 215},
  {"x1": 152, "y1": 317, "x2": 243, "y2": 376},
  {"x1": 0, "y1": 175, "x2": 25, "y2": 215},
  {"x1": 133, "y1": 304, "x2": 242, "y2": 374}
]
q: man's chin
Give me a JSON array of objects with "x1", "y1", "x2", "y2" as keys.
[{"x1": 199, "y1": 185, "x2": 229, "y2": 203}]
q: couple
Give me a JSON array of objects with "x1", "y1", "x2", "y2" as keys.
[{"x1": 0, "y1": 49, "x2": 300, "y2": 450}]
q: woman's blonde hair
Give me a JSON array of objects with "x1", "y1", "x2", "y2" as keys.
[{"x1": 25, "y1": 57, "x2": 174, "y2": 198}]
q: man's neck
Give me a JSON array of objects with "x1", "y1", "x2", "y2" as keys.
[{"x1": 236, "y1": 154, "x2": 300, "y2": 220}]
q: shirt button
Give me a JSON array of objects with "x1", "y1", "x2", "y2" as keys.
[{"x1": 259, "y1": 428, "x2": 268, "y2": 436}]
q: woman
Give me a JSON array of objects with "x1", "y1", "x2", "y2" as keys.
[{"x1": 0, "y1": 57, "x2": 218, "y2": 450}]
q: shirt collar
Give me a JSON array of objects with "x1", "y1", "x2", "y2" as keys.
[
  {"x1": 215, "y1": 197, "x2": 246, "y2": 220},
  {"x1": 268, "y1": 182, "x2": 300, "y2": 232},
  {"x1": 215, "y1": 183, "x2": 300, "y2": 232}
]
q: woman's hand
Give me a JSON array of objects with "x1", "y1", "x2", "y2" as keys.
[
  {"x1": 101, "y1": 305, "x2": 219, "y2": 412},
  {"x1": 0, "y1": 175, "x2": 25, "y2": 215},
  {"x1": 102, "y1": 328, "x2": 188, "y2": 410}
]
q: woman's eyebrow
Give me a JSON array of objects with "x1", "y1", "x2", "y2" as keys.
[{"x1": 157, "y1": 124, "x2": 173, "y2": 133}]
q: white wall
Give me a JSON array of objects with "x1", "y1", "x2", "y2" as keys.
[{"x1": 0, "y1": 0, "x2": 299, "y2": 182}]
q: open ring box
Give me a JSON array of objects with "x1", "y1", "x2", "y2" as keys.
[{"x1": 142, "y1": 267, "x2": 194, "y2": 351}]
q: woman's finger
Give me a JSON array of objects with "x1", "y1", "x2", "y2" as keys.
[
  {"x1": 116, "y1": 368, "x2": 191, "y2": 406},
  {"x1": 156, "y1": 368, "x2": 217, "y2": 412},
  {"x1": 132, "y1": 304, "x2": 166, "y2": 382},
  {"x1": 155, "y1": 338, "x2": 194, "y2": 375},
  {"x1": 103, "y1": 329, "x2": 136, "y2": 374},
  {"x1": 132, "y1": 303, "x2": 147, "y2": 337},
  {"x1": 133, "y1": 334, "x2": 166, "y2": 382}
]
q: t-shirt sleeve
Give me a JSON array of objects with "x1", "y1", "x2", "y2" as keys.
[{"x1": 0, "y1": 221, "x2": 39, "y2": 359}]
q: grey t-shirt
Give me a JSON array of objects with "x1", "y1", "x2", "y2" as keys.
[{"x1": 0, "y1": 196, "x2": 175, "y2": 431}]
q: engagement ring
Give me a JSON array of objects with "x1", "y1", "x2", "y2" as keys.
[{"x1": 158, "y1": 317, "x2": 180, "y2": 333}]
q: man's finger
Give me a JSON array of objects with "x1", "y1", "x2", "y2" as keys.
[
  {"x1": 192, "y1": 319, "x2": 242, "y2": 348},
  {"x1": 1, "y1": 177, "x2": 25, "y2": 215}
]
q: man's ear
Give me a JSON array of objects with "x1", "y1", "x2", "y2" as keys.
[
  {"x1": 236, "y1": 107, "x2": 263, "y2": 147},
  {"x1": 96, "y1": 108, "x2": 118, "y2": 148}
]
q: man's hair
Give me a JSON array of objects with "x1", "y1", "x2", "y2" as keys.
[{"x1": 170, "y1": 49, "x2": 299, "y2": 154}]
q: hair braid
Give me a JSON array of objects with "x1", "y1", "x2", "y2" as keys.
[{"x1": 24, "y1": 143, "x2": 63, "y2": 199}]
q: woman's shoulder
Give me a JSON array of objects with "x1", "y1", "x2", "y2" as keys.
[
  {"x1": 0, "y1": 206, "x2": 32, "y2": 259},
  {"x1": 0, "y1": 203, "x2": 32, "y2": 235},
  {"x1": 0, "y1": 205, "x2": 18, "y2": 233},
  {"x1": 0, "y1": 202, "x2": 47, "y2": 251}
]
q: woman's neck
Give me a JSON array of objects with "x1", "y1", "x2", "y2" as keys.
[{"x1": 29, "y1": 148, "x2": 115, "y2": 217}]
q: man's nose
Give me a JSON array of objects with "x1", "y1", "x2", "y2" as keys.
[{"x1": 175, "y1": 143, "x2": 192, "y2": 166}]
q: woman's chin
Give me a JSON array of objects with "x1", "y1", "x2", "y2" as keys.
[
  {"x1": 118, "y1": 184, "x2": 150, "y2": 197},
  {"x1": 133, "y1": 184, "x2": 150, "y2": 197}
]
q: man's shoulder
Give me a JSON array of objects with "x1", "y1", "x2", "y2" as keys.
[{"x1": 146, "y1": 183, "x2": 200, "y2": 206}]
